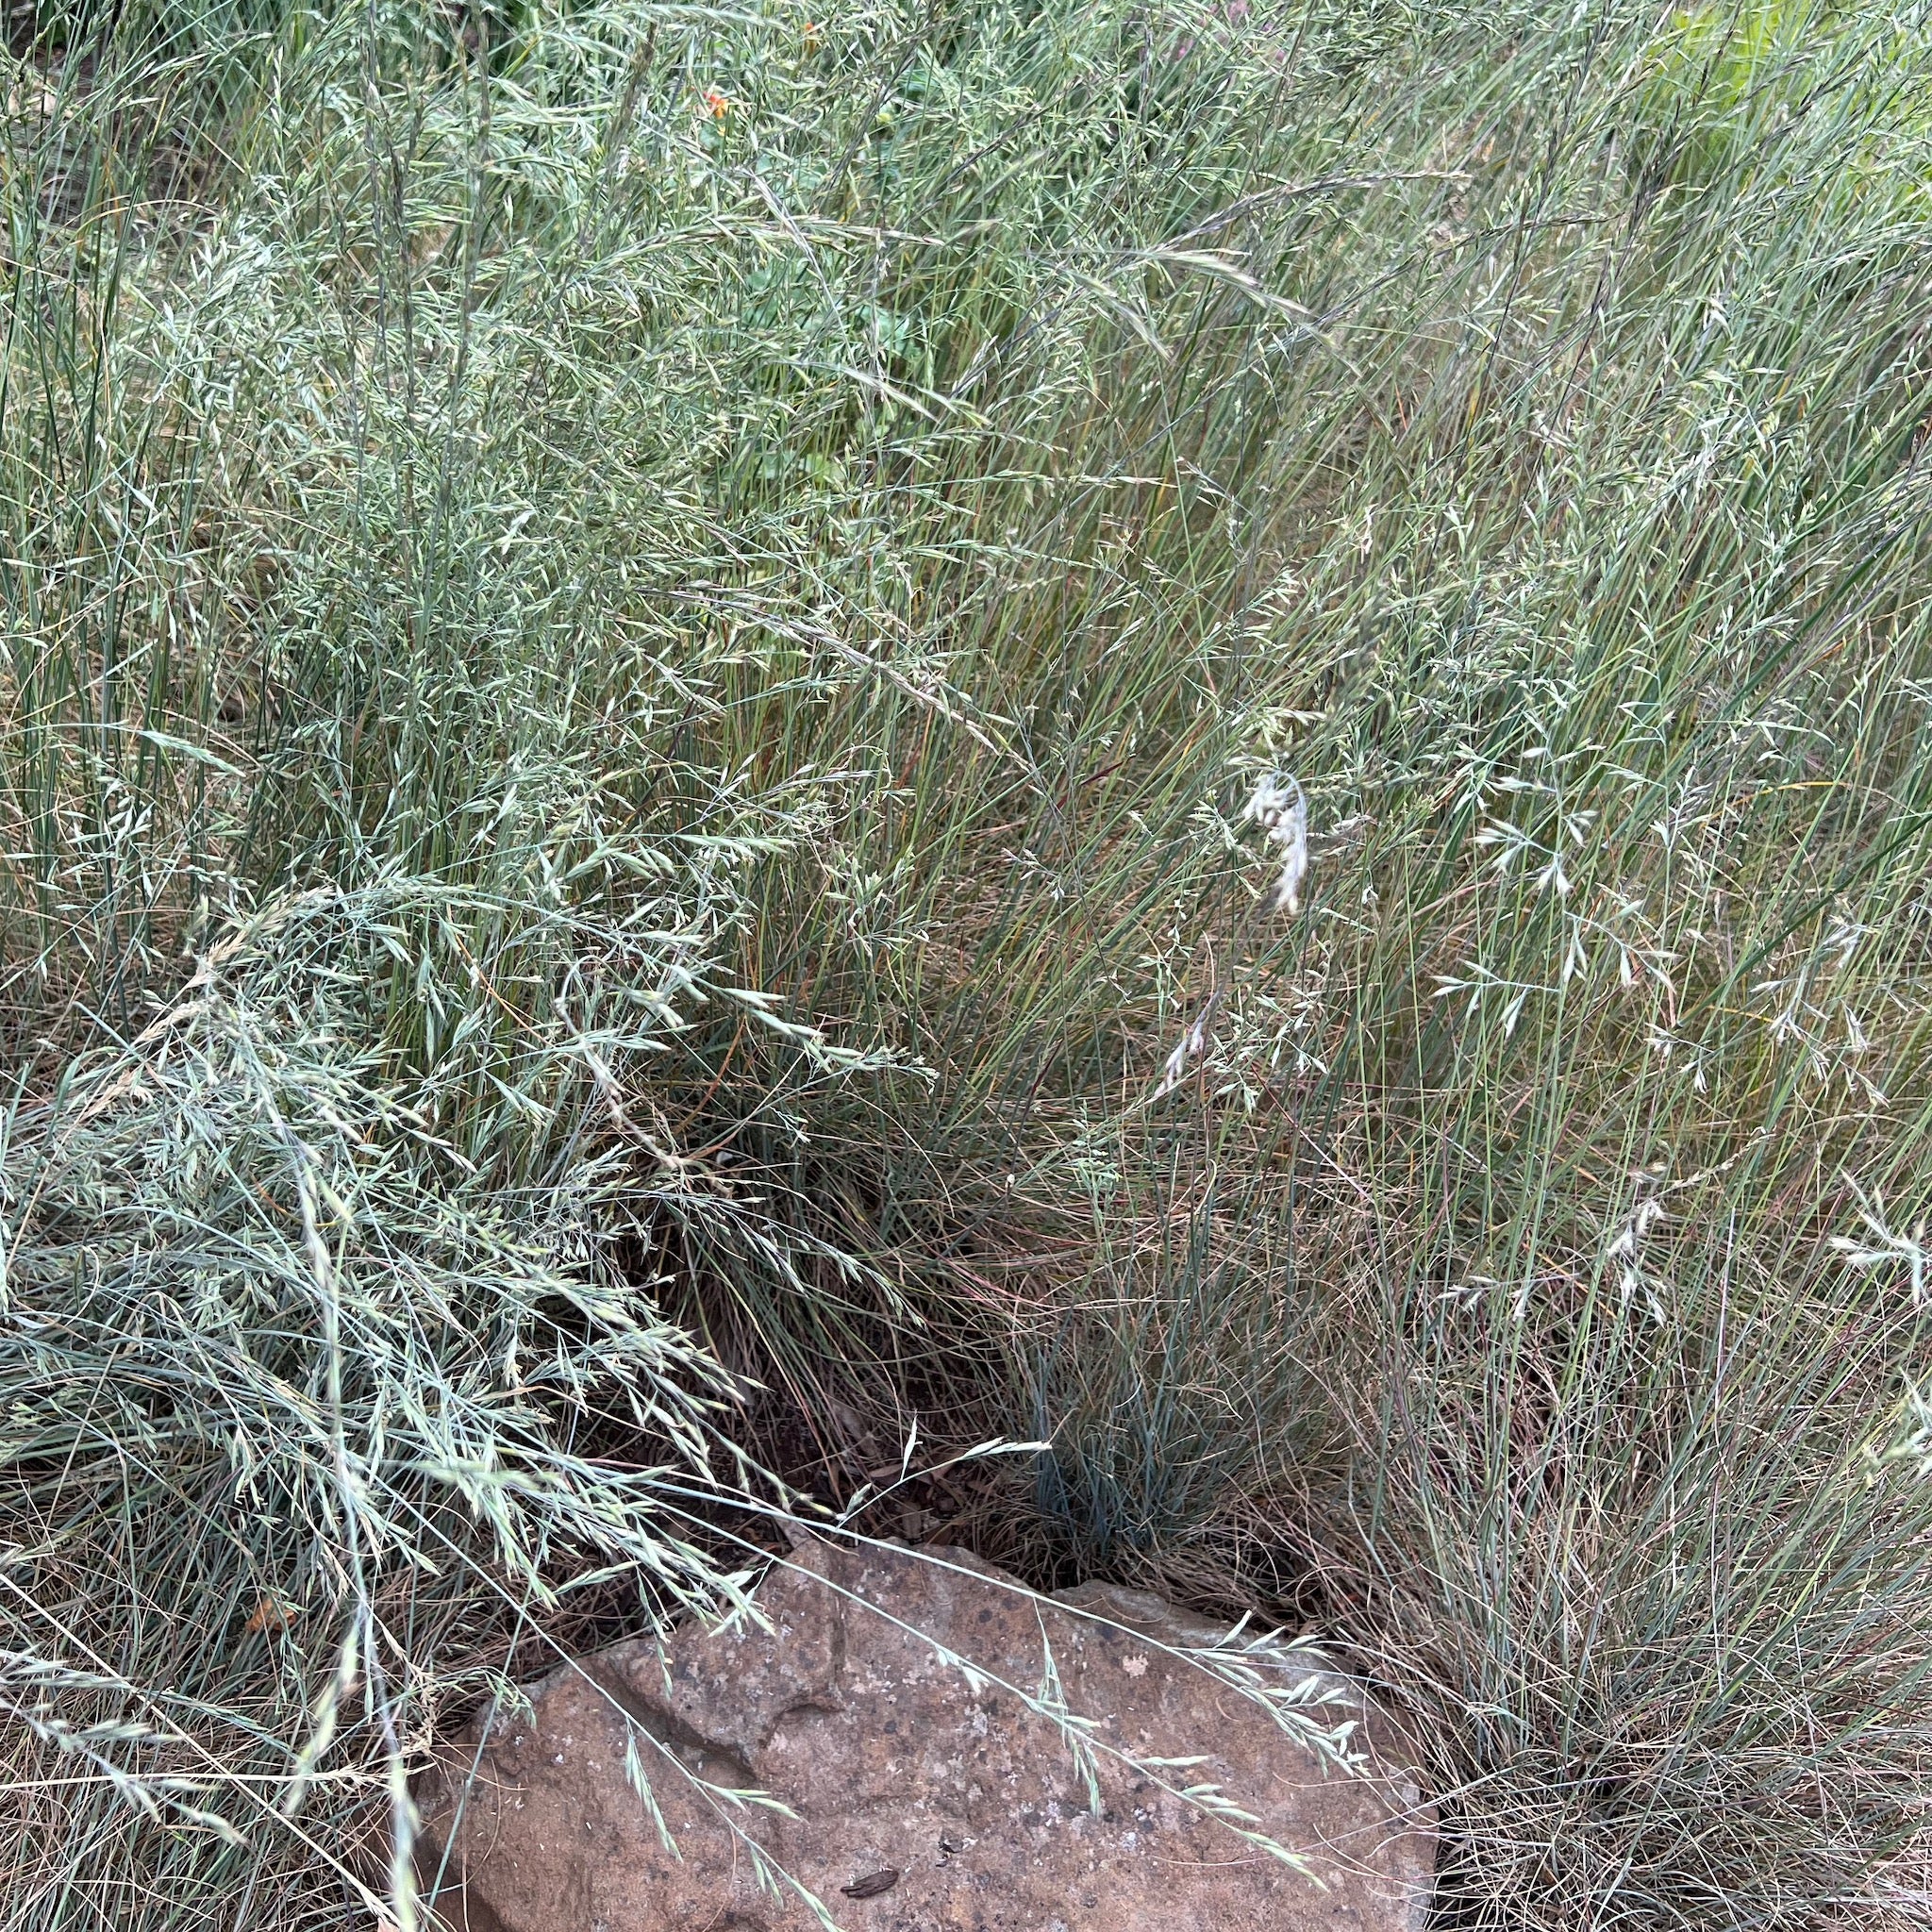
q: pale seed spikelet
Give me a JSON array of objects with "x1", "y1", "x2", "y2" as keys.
[
  {"x1": 1246, "y1": 774, "x2": 1309, "y2": 914},
  {"x1": 1151, "y1": 1005, "x2": 1216, "y2": 1100},
  {"x1": 1150, "y1": 775, "x2": 1311, "y2": 1099}
]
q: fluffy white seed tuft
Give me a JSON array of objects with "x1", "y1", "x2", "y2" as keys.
[{"x1": 1246, "y1": 774, "x2": 1310, "y2": 914}]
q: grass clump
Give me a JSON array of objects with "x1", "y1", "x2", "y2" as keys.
[{"x1": 3, "y1": 0, "x2": 1932, "y2": 1925}]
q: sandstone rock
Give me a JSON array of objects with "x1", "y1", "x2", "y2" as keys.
[{"x1": 416, "y1": 1538, "x2": 1432, "y2": 1932}]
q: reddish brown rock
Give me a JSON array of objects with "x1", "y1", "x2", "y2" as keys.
[{"x1": 416, "y1": 1538, "x2": 1432, "y2": 1932}]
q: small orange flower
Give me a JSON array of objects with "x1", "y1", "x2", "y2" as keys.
[
  {"x1": 703, "y1": 88, "x2": 730, "y2": 121},
  {"x1": 803, "y1": 19, "x2": 823, "y2": 45}
]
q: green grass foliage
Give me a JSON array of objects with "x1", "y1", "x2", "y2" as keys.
[{"x1": 4, "y1": 0, "x2": 1932, "y2": 1924}]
